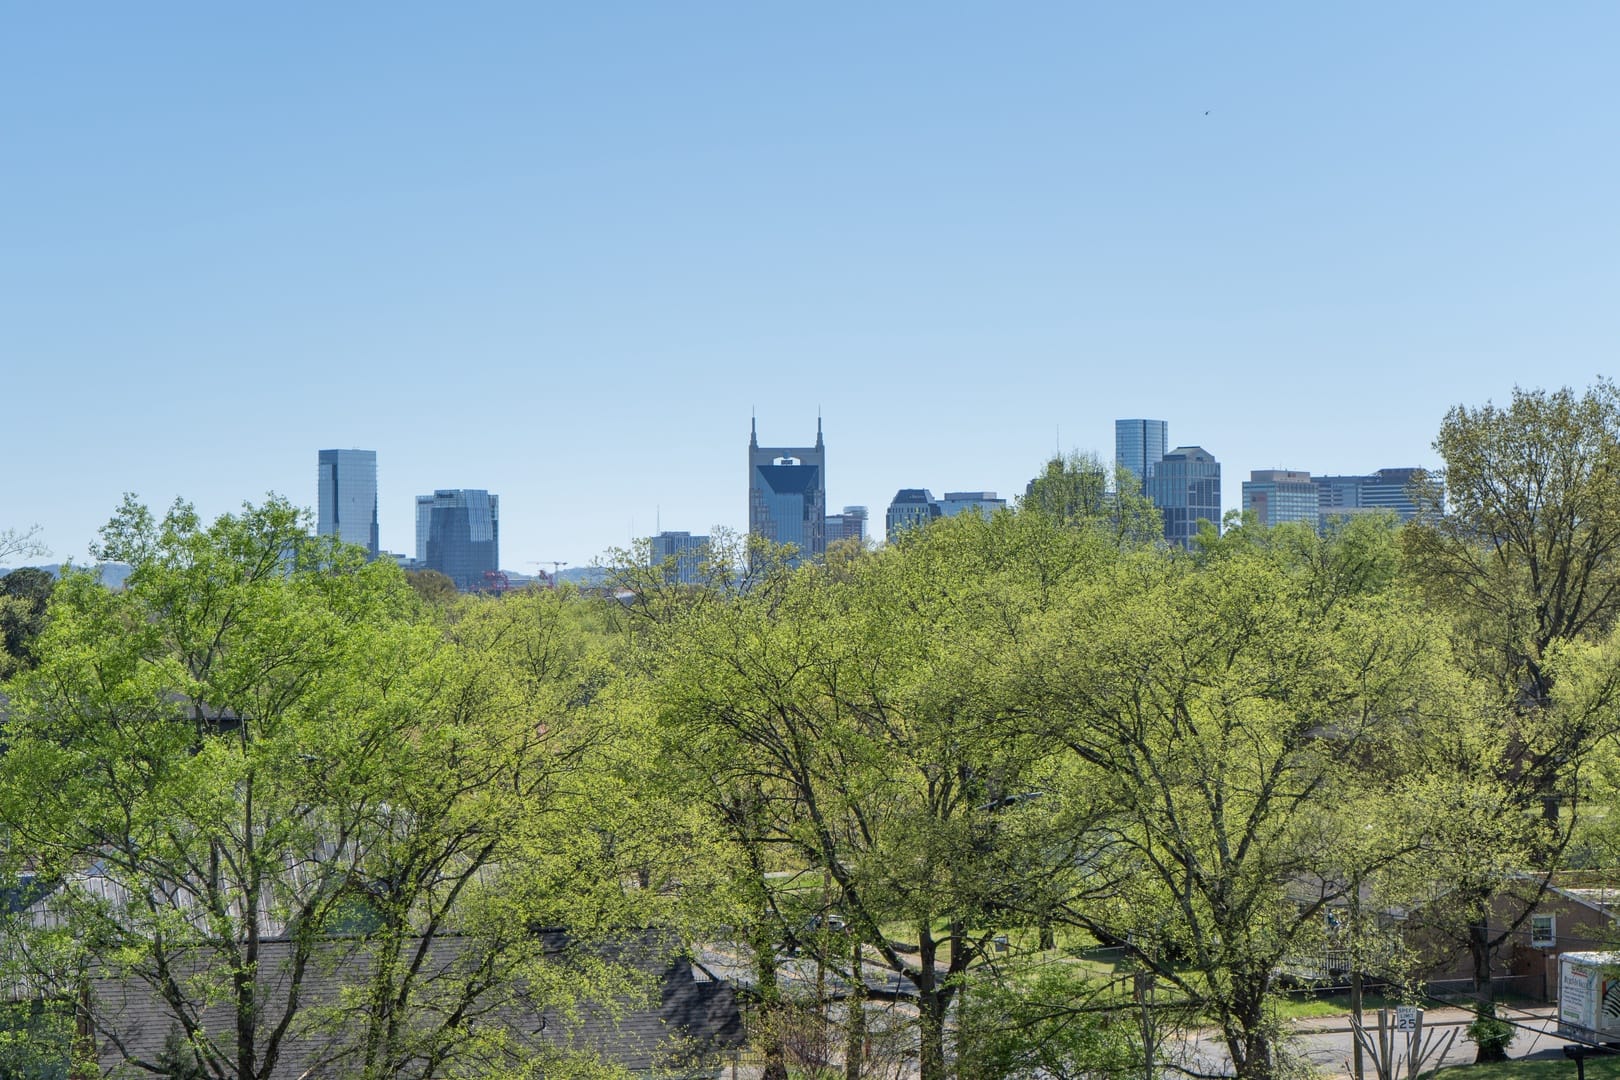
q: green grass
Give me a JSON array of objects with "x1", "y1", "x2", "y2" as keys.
[
  {"x1": 1430, "y1": 1055, "x2": 1620, "y2": 1080},
  {"x1": 1271, "y1": 990, "x2": 1407, "y2": 1021}
]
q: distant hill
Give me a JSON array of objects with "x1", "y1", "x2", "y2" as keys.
[{"x1": 0, "y1": 563, "x2": 133, "y2": 589}]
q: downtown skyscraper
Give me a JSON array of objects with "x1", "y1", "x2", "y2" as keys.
[
  {"x1": 316, "y1": 449, "x2": 379, "y2": 559},
  {"x1": 748, "y1": 418, "x2": 826, "y2": 562},
  {"x1": 1115, "y1": 419, "x2": 1169, "y2": 486},
  {"x1": 415, "y1": 489, "x2": 500, "y2": 591},
  {"x1": 1147, "y1": 446, "x2": 1221, "y2": 549}
]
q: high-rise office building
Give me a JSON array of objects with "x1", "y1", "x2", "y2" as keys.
[
  {"x1": 825, "y1": 506, "x2": 868, "y2": 546},
  {"x1": 415, "y1": 497, "x2": 433, "y2": 564},
  {"x1": 886, "y1": 489, "x2": 942, "y2": 541},
  {"x1": 938, "y1": 491, "x2": 1007, "y2": 520},
  {"x1": 1241, "y1": 470, "x2": 1319, "y2": 529},
  {"x1": 1115, "y1": 419, "x2": 1169, "y2": 486},
  {"x1": 415, "y1": 490, "x2": 500, "y2": 591},
  {"x1": 316, "y1": 449, "x2": 380, "y2": 559},
  {"x1": 749, "y1": 418, "x2": 826, "y2": 561},
  {"x1": 1313, "y1": 468, "x2": 1434, "y2": 527},
  {"x1": 649, "y1": 530, "x2": 710, "y2": 586},
  {"x1": 1147, "y1": 446, "x2": 1221, "y2": 548}
]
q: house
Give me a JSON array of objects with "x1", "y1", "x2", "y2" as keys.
[
  {"x1": 0, "y1": 911, "x2": 743, "y2": 1078},
  {"x1": 1405, "y1": 872, "x2": 1620, "y2": 1002}
]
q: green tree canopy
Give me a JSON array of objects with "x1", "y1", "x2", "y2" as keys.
[
  {"x1": 0, "y1": 567, "x2": 54, "y2": 679},
  {"x1": 1028, "y1": 530, "x2": 1448, "y2": 1080},
  {"x1": 1020, "y1": 452, "x2": 1160, "y2": 547},
  {"x1": 1406, "y1": 380, "x2": 1620, "y2": 709},
  {"x1": 0, "y1": 497, "x2": 668, "y2": 1080},
  {"x1": 1402, "y1": 381, "x2": 1620, "y2": 1010}
]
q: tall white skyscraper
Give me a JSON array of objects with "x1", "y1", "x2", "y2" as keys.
[{"x1": 317, "y1": 449, "x2": 379, "y2": 559}]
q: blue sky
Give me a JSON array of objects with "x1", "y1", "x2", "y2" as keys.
[{"x1": 4, "y1": 4, "x2": 1617, "y2": 568}]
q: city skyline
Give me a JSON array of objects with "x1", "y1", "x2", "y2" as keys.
[
  {"x1": 5, "y1": 6, "x2": 1617, "y2": 568},
  {"x1": 0, "y1": 414, "x2": 1529, "y2": 572}
]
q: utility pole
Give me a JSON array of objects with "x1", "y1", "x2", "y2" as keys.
[{"x1": 1351, "y1": 880, "x2": 1364, "y2": 1080}]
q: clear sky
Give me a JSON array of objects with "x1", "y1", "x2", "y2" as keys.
[{"x1": 4, "y1": 4, "x2": 1617, "y2": 569}]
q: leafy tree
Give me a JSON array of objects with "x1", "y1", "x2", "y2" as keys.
[
  {"x1": 0, "y1": 526, "x2": 46, "y2": 567},
  {"x1": 956, "y1": 966, "x2": 1141, "y2": 1080},
  {"x1": 1020, "y1": 452, "x2": 1160, "y2": 548},
  {"x1": 0, "y1": 498, "x2": 658, "y2": 1080},
  {"x1": 643, "y1": 511, "x2": 1117, "y2": 1080},
  {"x1": 602, "y1": 530, "x2": 803, "y2": 1078},
  {"x1": 1030, "y1": 531, "x2": 1447, "y2": 1080},
  {"x1": 1403, "y1": 381, "x2": 1620, "y2": 1007},
  {"x1": 1406, "y1": 381, "x2": 1620, "y2": 712},
  {"x1": 0, "y1": 998, "x2": 75, "y2": 1079},
  {"x1": 404, "y1": 568, "x2": 460, "y2": 609},
  {"x1": 293, "y1": 586, "x2": 661, "y2": 1080},
  {"x1": 0, "y1": 567, "x2": 54, "y2": 679}
]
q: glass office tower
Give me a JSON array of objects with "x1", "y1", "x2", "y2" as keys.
[
  {"x1": 885, "y1": 489, "x2": 942, "y2": 541},
  {"x1": 317, "y1": 449, "x2": 380, "y2": 559},
  {"x1": 1146, "y1": 446, "x2": 1221, "y2": 548},
  {"x1": 824, "y1": 505, "x2": 869, "y2": 546},
  {"x1": 1313, "y1": 467, "x2": 1435, "y2": 528},
  {"x1": 938, "y1": 491, "x2": 1006, "y2": 519},
  {"x1": 416, "y1": 489, "x2": 500, "y2": 591},
  {"x1": 748, "y1": 418, "x2": 826, "y2": 563},
  {"x1": 1241, "y1": 470, "x2": 1319, "y2": 528},
  {"x1": 649, "y1": 530, "x2": 710, "y2": 586},
  {"x1": 1115, "y1": 419, "x2": 1169, "y2": 486}
]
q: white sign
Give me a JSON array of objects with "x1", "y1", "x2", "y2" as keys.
[
  {"x1": 1564, "y1": 965, "x2": 1597, "y2": 1031},
  {"x1": 1395, "y1": 1006, "x2": 1420, "y2": 1032}
]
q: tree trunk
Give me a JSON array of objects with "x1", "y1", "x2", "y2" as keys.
[
  {"x1": 1226, "y1": 982, "x2": 1275, "y2": 1080},
  {"x1": 844, "y1": 936, "x2": 865, "y2": 1080},
  {"x1": 1469, "y1": 916, "x2": 1497, "y2": 1063},
  {"x1": 1468, "y1": 915, "x2": 1493, "y2": 1005},
  {"x1": 362, "y1": 918, "x2": 405, "y2": 1080},
  {"x1": 753, "y1": 915, "x2": 788, "y2": 1080},
  {"x1": 919, "y1": 996, "x2": 947, "y2": 1080},
  {"x1": 1238, "y1": 1028, "x2": 1275, "y2": 1080},
  {"x1": 69, "y1": 979, "x2": 95, "y2": 1080},
  {"x1": 1350, "y1": 969, "x2": 1364, "y2": 1080},
  {"x1": 916, "y1": 924, "x2": 947, "y2": 1080}
]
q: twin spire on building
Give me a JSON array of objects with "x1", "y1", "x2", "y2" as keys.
[
  {"x1": 750, "y1": 411, "x2": 823, "y2": 452},
  {"x1": 748, "y1": 415, "x2": 827, "y2": 562}
]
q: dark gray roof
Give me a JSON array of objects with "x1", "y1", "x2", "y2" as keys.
[{"x1": 83, "y1": 931, "x2": 742, "y2": 1078}]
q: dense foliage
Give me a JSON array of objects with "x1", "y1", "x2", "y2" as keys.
[{"x1": 6, "y1": 382, "x2": 1620, "y2": 1079}]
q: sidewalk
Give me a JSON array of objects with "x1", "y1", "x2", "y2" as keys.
[{"x1": 1287, "y1": 1004, "x2": 1538, "y2": 1035}]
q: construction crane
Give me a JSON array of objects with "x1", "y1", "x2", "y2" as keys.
[{"x1": 527, "y1": 560, "x2": 569, "y2": 588}]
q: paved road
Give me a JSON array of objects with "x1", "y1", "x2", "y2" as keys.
[
  {"x1": 1176, "y1": 1006, "x2": 1588, "y2": 1078},
  {"x1": 697, "y1": 943, "x2": 1596, "y2": 1079}
]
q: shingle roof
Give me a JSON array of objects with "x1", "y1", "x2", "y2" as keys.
[{"x1": 81, "y1": 931, "x2": 742, "y2": 1079}]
